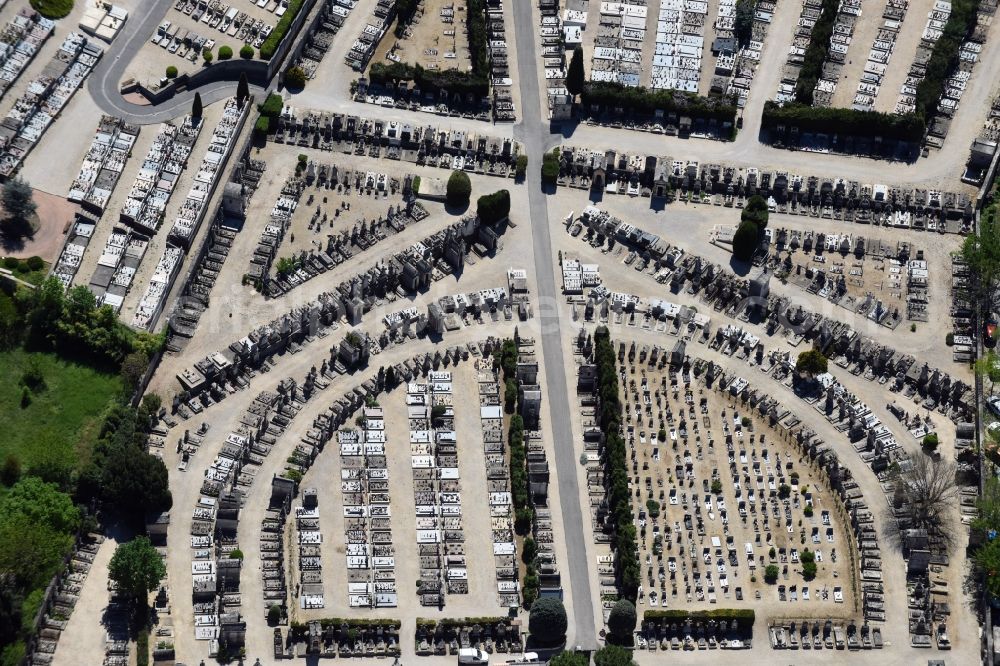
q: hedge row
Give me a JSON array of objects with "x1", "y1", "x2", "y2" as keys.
[
  {"x1": 541, "y1": 149, "x2": 559, "y2": 185},
  {"x1": 786, "y1": 0, "x2": 977, "y2": 137},
  {"x1": 369, "y1": 62, "x2": 489, "y2": 97},
  {"x1": 369, "y1": 0, "x2": 490, "y2": 96},
  {"x1": 793, "y1": 0, "x2": 840, "y2": 105},
  {"x1": 913, "y1": 0, "x2": 981, "y2": 120},
  {"x1": 643, "y1": 609, "x2": 755, "y2": 630},
  {"x1": 417, "y1": 617, "x2": 509, "y2": 629},
  {"x1": 580, "y1": 82, "x2": 738, "y2": 125},
  {"x1": 594, "y1": 326, "x2": 640, "y2": 602},
  {"x1": 498, "y1": 339, "x2": 531, "y2": 536},
  {"x1": 259, "y1": 0, "x2": 305, "y2": 59},
  {"x1": 761, "y1": 101, "x2": 926, "y2": 142},
  {"x1": 315, "y1": 618, "x2": 402, "y2": 629}
]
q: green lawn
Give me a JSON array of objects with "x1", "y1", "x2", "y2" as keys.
[
  {"x1": 1, "y1": 257, "x2": 49, "y2": 286},
  {"x1": 0, "y1": 349, "x2": 121, "y2": 474},
  {"x1": 29, "y1": 0, "x2": 74, "y2": 19}
]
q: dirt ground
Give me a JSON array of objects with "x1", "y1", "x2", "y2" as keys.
[
  {"x1": 772, "y1": 241, "x2": 928, "y2": 326},
  {"x1": 621, "y1": 355, "x2": 856, "y2": 613},
  {"x1": 250, "y1": 144, "x2": 420, "y2": 262},
  {"x1": 0, "y1": 189, "x2": 77, "y2": 260},
  {"x1": 370, "y1": 0, "x2": 472, "y2": 74}
]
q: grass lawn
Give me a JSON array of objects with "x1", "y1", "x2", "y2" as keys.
[
  {"x1": 1, "y1": 257, "x2": 49, "y2": 286},
  {"x1": 30, "y1": 0, "x2": 74, "y2": 19},
  {"x1": 0, "y1": 348, "x2": 121, "y2": 474}
]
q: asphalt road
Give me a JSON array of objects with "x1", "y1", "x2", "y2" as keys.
[
  {"x1": 87, "y1": 0, "x2": 265, "y2": 123},
  {"x1": 511, "y1": 0, "x2": 599, "y2": 651}
]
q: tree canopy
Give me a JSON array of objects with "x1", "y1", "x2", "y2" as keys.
[
  {"x1": 732, "y1": 220, "x2": 759, "y2": 262},
  {"x1": 15, "y1": 277, "x2": 163, "y2": 366},
  {"x1": 446, "y1": 170, "x2": 472, "y2": 207},
  {"x1": 527, "y1": 597, "x2": 567, "y2": 646},
  {"x1": 742, "y1": 195, "x2": 769, "y2": 228},
  {"x1": 77, "y1": 402, "x2": 172, "y2": 524},
  {"x1": 960, "y1": 204, "x2": 1000, "y2": 310},
  {"x1": 566, "y1": 47, "x2": 585, "y2": 98},
  {"x1": 593, "y1": 645, "x2": 636, "y2": 666},
  {"x1": 975, "y1": 537, "x2": 1000, "y2": 600},
  {"x1": 0, "y1": 478, "x2": 79, "y2": 590},
  {"x1": 974, "y1": 477, "x2": 1000, "y2": 600},
  {"x1": 476, "y1": 189, "x2": 511, "y2": 225},
  {"x1": 795, "y1": 349, "x2": 828, "y2": 376},
  {"x1": 109, "y1": 536, "x2": 165, "y2": 604},
  {"x1": 1, "y1": 177, "x2": 37, "y2": 240},
  {"x1": 734, "y1": 0, "x2": 755, "y2": 46},
  {"x1": 285, "y1": 65, "x2": 306, "y2": 89},
  {"x1": 0, "y1": 476, "x2": 80, "y2": 534},
  {"x1": 237, "y1": 72, "x2": 250, "y2": 106},
  {"x1": 607, "y1": 598, "x2": 637, "y2": 642},
  {"x1": 548, "y1": 652, "x2": 589, "y2": 666}
]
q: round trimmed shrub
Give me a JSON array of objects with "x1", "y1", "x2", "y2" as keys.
[
  {"x1": 284, "y1": 65, "x2": 306, "y2": 89},
  {"x1": 218, "y1": 45, "x2": 233, "y2": 60},
  {"x1": 240, "y1": 44, "x2": 255, "y2": 59},
  {"x1": 607, "y1": 598, "x2": 637, "y2": 642},
  {"x1": 166, "y1": 65, "x2": 178, "y2": 79},
  {"x1": 26, "y1": 256, "x2": 44, "y2": 271},
  {"x1": 528, "y1": 597, "x2": 567, "y2": 647},
  {"x1": 446, "y1": 170, "x2": 471, "y2": 207}
]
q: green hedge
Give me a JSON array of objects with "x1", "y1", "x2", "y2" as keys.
[
  {"x1": 581, "y1": 82, "x2": 737, "y2": 125},
  {"x1": 541, "y1": 150, "x2": 560, "y2": 185},
  {"x1": 419, "y1": 617, "x2": 509, "y2": 628},
  {"x1": 793, "y1": 0, "x2": 839, "y2": 104},
  {"x1": 643, "y1": 609, "x2": 755, "y2": 630},
  {"x1": 594, "y1": 326, "x2": 640, "y2": 602},
  {"x1": 137, "y1": 629, "x2": 149, "y2": 666},
  {"x1": 369, "y1": 62, "x2": 488, "y2": 97},
  {"x1": 914, "y1": 0, "x2": 981, "y2": 120},
  {"x1": 260, "y1": 0, "x2": 305, "y2": 59},
  {"x1": 761, "y1": 101, "x2": 925, "y2": 142},
  {"x1": 785, "y1": 0, "x2": 976, "y2": 136},
  {"x1": 315, "y1": 618, "x2": 401, "y2": 629}
]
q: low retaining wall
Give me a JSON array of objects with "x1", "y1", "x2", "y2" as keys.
[{"x1": 126, "y1": 0, "x2": 320, "y2": 103}]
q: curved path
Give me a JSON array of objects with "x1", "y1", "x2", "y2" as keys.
[
  {"x1": 91, "y1": 0, "x2": 999, "y2": 189},
  {"x1": 88, "y1": 0, "x2": 266, "y2": 123}
]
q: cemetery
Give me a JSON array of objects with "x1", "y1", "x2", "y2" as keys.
[
  {"x1": 0, "y1": 9, "x2": 55, "y2": 97},
  {"x1": 381, "y1": 0, "x2": 475, "y2": 75},
  {"x1": 293, "y1": 0, "x2": 356, "y2": 79},
  {"x1": 359, "y1": 0, "x2": 516, "y2": 121},
  {"x1": 266, "y1": 107, "x2": 522, "y2": 177},
  {"x1": 554, "y1": 145, "x2": 974, "y2": 233},
  {"x1": 0, "y1": 32, "x2": 103, "y2": 178},
  {"x1": 14, "y1": 0, "x2": 1000, "y2": 661},
  {"x1": 612, "y1": 344, "x2": 857, "y2": 612},
  {"x1": 67, "y1": 116, "x2": 140, "y2": 215}
]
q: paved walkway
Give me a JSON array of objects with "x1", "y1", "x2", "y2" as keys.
[
  {"x1": 50, "y1": 535, "x2": 119, "y2": 666},
  {"x1": 512, "y1": 0, "x2": 597, "y2": 651},
  {"x1": 87, "y1": 0, "x2": 266, "y2": 123}
]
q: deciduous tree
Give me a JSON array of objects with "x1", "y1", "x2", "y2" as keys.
[{"x1": 109, "y1": 536, "x2": 165, "y2": 605}]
